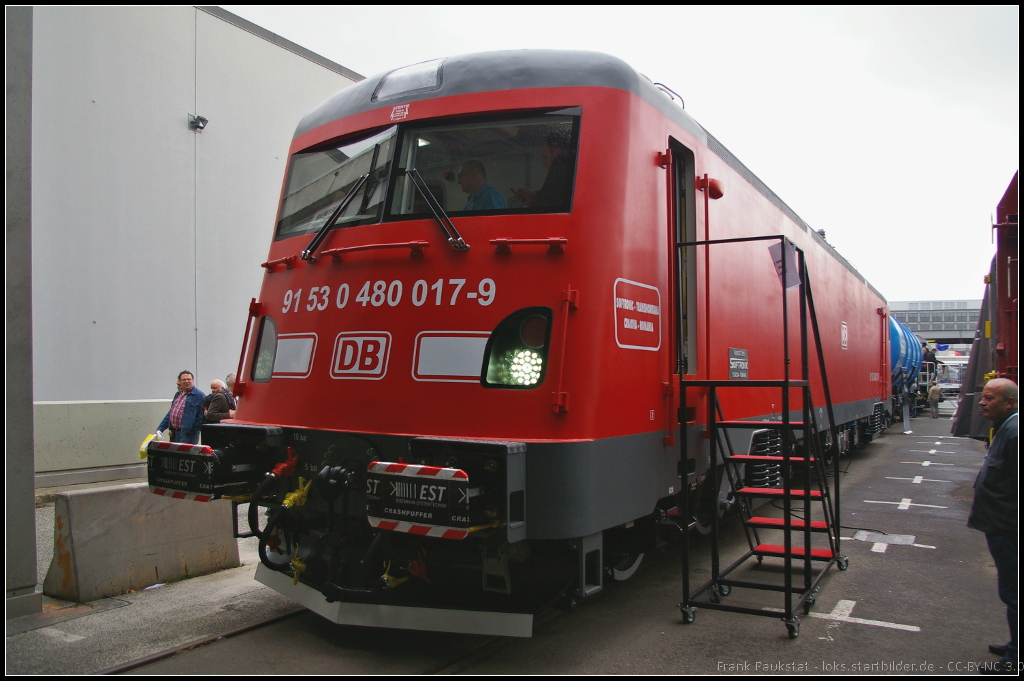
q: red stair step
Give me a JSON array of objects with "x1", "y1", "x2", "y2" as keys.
[
  {"x1": 745, "y1": 516, "x2": 829, "y2": 531},
  {"x1": 737, "y1": 487, "x2": 822, "y2": 498},
  {"x1": 728, "y1": 455, "x2": 815, "y2": 463},
  {"x1": 754, "y1": 543, "x2": 835, "y2": 560}
]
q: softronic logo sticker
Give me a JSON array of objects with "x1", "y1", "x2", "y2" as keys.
[
  {"x1": 614, "y1": 278, "x2": 661, "y2": 351},
  {"x1": 330, "y1": 332, "x2": 392, "y2": 379},
  {"x1": 729, "y1": 348, "x2": 749, "y2": 379}
]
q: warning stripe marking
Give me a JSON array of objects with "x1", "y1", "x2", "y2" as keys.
[
  {"x1": 367, "y1": 461, "x2": 468, "y2": 480},
  {"x1": 367, "y1": 516, "x2": 468, "y2": 540},
  {"x1": 149, "y1": 486, "x2": 213, "y2": 502},
  {"x1": 151, "y1": 442, "x2": 215, "y2": 456}
]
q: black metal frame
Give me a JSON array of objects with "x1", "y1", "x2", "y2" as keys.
[{"x1": 677, "y1": 234, "x2": 847, "y2": 638}]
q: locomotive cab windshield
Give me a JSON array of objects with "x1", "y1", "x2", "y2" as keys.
[
  {"x1": 387, "y1": 109, "x2": 579, "y2": 217},
  {"x1": 275, "y1": 108, "x2": 580, "y2": 243}
]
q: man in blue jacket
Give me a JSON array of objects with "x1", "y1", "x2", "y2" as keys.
[
  {"x1": 969, "y1": 378, "x2": 1018, "y2": 674},
  {"x1": 156, "y1": 371, "x2": 206, "y2": 444}
]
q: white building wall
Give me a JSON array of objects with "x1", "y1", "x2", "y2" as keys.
[{"x1": 30, "y1": 7, "x2": 359, "y2": 481}]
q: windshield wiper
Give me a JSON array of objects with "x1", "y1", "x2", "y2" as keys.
[
  {"x1": 300, "y1": 173, "x2": 370, "y2": 262},
  {"x1": 406, "y1": 168, "x2": 469, "y2": 251}
]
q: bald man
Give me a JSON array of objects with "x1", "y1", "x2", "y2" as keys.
[{"x1": 969, "y1": 378, "x2": 1018, "y2": 673}]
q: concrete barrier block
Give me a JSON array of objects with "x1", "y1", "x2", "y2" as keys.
[{"x1": 43, "y1": 482, "x2": 239, "y2": 602}]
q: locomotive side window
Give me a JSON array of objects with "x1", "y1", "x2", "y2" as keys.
[
  {"x1": 275, "y1": 126, "x2": 397, "y2": 239},
  {"x1": 387, "y1": 110, "x2": 580, "y2": 218},
  {"x1": 251, "y1": 316, "x2": 278, "y2": 383}
]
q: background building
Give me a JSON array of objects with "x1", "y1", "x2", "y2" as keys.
[
  {"x1": 20, "y1": 6, "x2": 362, "y2": 487},
  {"x1": 889, "y1": 299, "x2": 983, "y2": 346}
]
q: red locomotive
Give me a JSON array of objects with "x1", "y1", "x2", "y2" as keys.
[{"x1": 148, "y1": 50, "x2": 891, "y2": 636}]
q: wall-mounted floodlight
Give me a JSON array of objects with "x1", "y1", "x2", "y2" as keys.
[{"x1": 188, "y1": 115, "x2": 209, "y2": 132}]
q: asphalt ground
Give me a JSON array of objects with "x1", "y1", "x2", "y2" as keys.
[{"x1": 8, "y1": 410, "x2": 1008, "y2": 675}]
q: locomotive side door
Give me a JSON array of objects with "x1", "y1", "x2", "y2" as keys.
[
  {"x1": 667, "y1": 139, "x2": 699, "y2": 477},
  {"x1": 670, "y1": 140, "x2": 698, "y2": 379}
]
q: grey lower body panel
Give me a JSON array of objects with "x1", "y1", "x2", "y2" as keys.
[
  {"x1": 524, "y1": 397, "x2": 882, "y2": 540},
  {"x1": 255, "y1": 564, "x2": 534, "y2": 637}
]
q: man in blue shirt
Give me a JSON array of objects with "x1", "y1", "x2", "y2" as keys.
[
  {"x1": 458, "y1": 160, "x2": 505, "y2": 211},
  {"x1": 156, "y1": 370, "x2": 206, "y2": 444}
]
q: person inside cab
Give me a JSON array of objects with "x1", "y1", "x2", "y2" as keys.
[
  {"x1": 457, "y1": 160, "x2": 505, "y2": 211},
  {"x1": 513, "y1": 132, "x2": 573, "y2": 209}
]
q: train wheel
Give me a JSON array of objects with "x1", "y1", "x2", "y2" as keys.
[
  {"x1": 820, "y1": 431, "x2": 835, "y2": 466},
  {"x1": 692, "y1": 470, "x2": 732, "y2": 535}
]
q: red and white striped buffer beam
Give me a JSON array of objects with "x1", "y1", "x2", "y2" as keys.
[
  {"x1": 149, "y1": 486, "x2": 214, "y2": 502},
  {"x1": 147, "y1": 441, "x2": 219, "y2": 501},
  {"x1": 365, "y1": 461, "x2": 473, "y2": 540},
  {"x1": 149, "y1": 442, "x2": 216, "y2": 456},
  {"x1": 366, "y1": 461, "x2": 469, "y2": 480}
]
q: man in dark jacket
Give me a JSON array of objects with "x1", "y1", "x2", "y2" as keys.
[
  {"x1": 969, "y1": 378, "x2": 1018, "y2": 674},
  {"x1": 156, "y1": 371, "x2": 206, "y2": 444},
  {"x1": 203, "y1": 379, "x2": 234, "y2": 424}
]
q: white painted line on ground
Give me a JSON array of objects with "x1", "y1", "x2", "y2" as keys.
[
  {"x1": 912, "y1": 543, "x2": 937, "y2": 549},
  {"x1": 871, "y1": 543, "x2": 888, "y2": 553},
  {"x1": 863, "y1": 498, "x2": 948, "y2": 510},
  {"x1": 909, "y1": 449, "x2": 957, "y2": 454},
  {"x1": 36, "y1": 627, "x2": 85, "y2": 643},
  {"x1": 766, "y1": 600, "x2": 920, "y2": 632},
  {"x1": 885, "y1": 476, "x2": 950, "y2": 484},
  {"x1": 900, "y1": 460, "x2": 954, "y2": 467}
]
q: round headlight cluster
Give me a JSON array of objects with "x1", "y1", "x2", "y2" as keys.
[{"x1": 509, "y1": 350, "x2": 543, "y2": 385}]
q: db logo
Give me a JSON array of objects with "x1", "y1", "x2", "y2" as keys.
[{"x1": 330, "y1": 332, "x2": 391, "y2": 379}]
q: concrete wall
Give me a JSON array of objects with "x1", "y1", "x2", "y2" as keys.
[
  {"x1": 30, "y1": 7, "x2": 359, "y2": 481},
  {"x1": 43, "y1": 483, "x2": 239, "y2": 602},
  {"x1": 34, "y1": 400, "x2": 171, "y2": 485}
]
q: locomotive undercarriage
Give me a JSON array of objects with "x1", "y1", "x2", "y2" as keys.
[
  {"x1": 156, "y1": 423, "x2": 665, "y2": 618},
  {"x1": 148, "y1": 408, "x2": 887, "y2": 628}
]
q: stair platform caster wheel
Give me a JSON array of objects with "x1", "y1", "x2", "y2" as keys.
[
  {"x1": 709, "y1": 587, "x2": 721, "y2": 604},
  {"x1": 836, "y1": 555, "x2": 850, "y2": 571},
  {"x1": 802, "y1": 588, "x2": 819, "y2": 614},
  {"x1": 678, "y1": 603, "x2": 697, "y2": 623},
  {"x1": 562, "y1": 594, "x2": 578, "y2": 613},
  {"x1": 719, "y1": 584, "x2": 731, "y2": 596},
  {"x1": 784, "y1": 617, "x2": 800, "y2": 639}
]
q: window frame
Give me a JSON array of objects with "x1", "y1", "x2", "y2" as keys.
[
  {"x1": 273, "y1": 125, "x2": 399, "y2": 242},
  {"x1": 383, "y1": 107, "x2": 581, "y2": 222},
  {"x1": 273, "y1": 107, "x2": 583, "y2": 243}
]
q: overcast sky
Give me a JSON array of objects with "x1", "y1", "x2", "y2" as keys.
[{"x1": 224, "y1": 5, "x2": 1018, "y2": 302}]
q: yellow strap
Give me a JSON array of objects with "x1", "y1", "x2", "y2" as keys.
[
  {"x1": 381, "y1": 560, "x2": 409, "y2": 589},
  {"x1": 282, "y1": 477, "x2": 313, "y2": 508},
  {"x1": 291, "y1": 545, "x2": 306, "y2": 586},
  {"x1": 139, "y1": 433, "x2": 157, "y2": 460}
]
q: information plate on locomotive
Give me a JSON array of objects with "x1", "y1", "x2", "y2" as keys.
[
  {"x1": 146, "y1": 442, "x2": 219, "y2": 497},
  {"x1": 365, "y1": 462, "x2": 471, "y2": 539}
]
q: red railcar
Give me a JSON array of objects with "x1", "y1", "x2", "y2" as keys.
[{"x1": 148, "y1": 50, "x2": 891, "y2": 636}]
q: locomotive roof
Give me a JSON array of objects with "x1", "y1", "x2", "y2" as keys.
[{"x1": 295, "y1": 50, "x2": 882, "y2": 300}]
